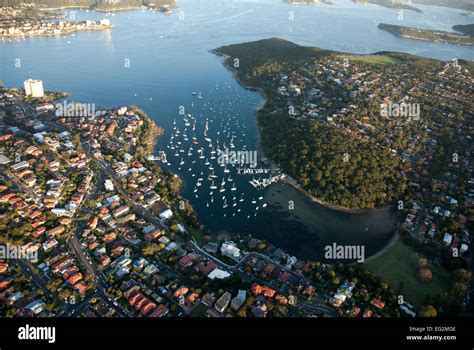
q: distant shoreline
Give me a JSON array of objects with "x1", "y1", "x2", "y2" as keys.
[
  {"x1": 378, "y1": 22, "x2": 474, "y2": 46},
  {"x1": 0, "y1": 25, "x2": 114, "y2": 39},
  {"x1": 38, "y1": 2, "x2": 177, "y2": 13}
]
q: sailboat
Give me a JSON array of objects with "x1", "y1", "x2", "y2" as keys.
[
  {"x1": 204, "y1": 120, "x2": 212, "y2": 143},
  {"x1": 198, "y1": 149, "x2": 205, "y2": 159},
  {"x1": 219, "y1": 178, "x2": 226, "y2": 193}
]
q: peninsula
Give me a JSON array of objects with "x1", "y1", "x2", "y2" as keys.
[
  {"x1": 0, "y1": 1, "x2": 178, "y2": 38},
  {"x1": 453, "y1": 23, "x2": 474, "y2": 38},
  {"x1": 378, "y1": 23, "x2": 474, "y2": 46},
  {"x1": 0, "y1": 0, "x2": 179, "y2": 12},
  {"x1": 213, "y1": 37, "x2": 472, "y2": 312},
  {"x1": 0, "y1": 5, "x2": 114, "y2": 37},
  {"x1": 355, "y1": 0, "x2": 474, "y2": 12},
  {"x1": 352, "y1": 0, "x2": 422, "y2": 12}
]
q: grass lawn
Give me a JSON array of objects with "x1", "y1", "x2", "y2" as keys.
[
  {"x1": 346, "y1": 54, "x2": 401, "y2": 65},
  {"x1": 189, "y1": 228, "x2": 205, "y2": 245},
  {"x1": 365, "y1": 239, "x2": 453, "y2": 308}
]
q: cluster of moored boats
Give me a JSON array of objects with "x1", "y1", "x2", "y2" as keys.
[
  {"x1": 249, "y1": 174, "x2": 287, "y2": 189},
  {"x1": 159, "y1": 82, "x2": 284, "y2": 218}
]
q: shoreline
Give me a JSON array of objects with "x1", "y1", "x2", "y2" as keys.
[
  {"x1": 364, "y1": 232, "x2": 400, "y2": 263},
  {"x1": 133, "y1": 106, "x2": 162, "y2": 155},
  {"x1": 378, "y1": 23, "x2": 474, "y2": 47},
  {"x1": 39, "y1": 4, "x2": 178, "y2": 13},
  {"x1": 39, "y1": 6, "x2": 143, "y2": 12},
  {"x1": 282, "y1": 176, "x2": 395, "y2": 214},
  {"x1": 213, "y1": 50, "x2": 396, "y2": 215},
  {"x1": 387, "y1": 33, "x2": 474, "y2": 47},
  {"x1": 0, "y1": 26, "x2": 115, "y2": 39}
]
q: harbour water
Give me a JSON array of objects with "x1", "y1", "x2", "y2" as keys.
[{"x1": 1, "y1": 0, "x2": 472, "y2": 259}]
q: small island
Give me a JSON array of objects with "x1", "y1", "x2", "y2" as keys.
[{"x1": 378, "y1": 23, "x2": 474, "y2": 46}]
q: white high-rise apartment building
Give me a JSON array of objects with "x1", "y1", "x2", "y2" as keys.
[{"x1": 24, "y1": 79, "x2": 44, "y2": 98}]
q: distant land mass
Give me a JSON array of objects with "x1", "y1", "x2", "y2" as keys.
[
  {"x1": 378, "y1": 23, "x2": 474, "y2": 46},
  {"x1": 284, "y1": 0, "x2": 332, "y2": 4},
  {"x1": 412, "y1": 0, "x2": 474, "y2": 12},
  {"x1": 352, "y1": 0, "x2": 422, "y2": 13},
  {"x1": 353, "y1": 0, "x2": 474, "y2": 12},
  {"x1": 453, "y1": 23, "x2": 474, "y2": 38},
  {"x1": 0, "y1": 0, "x2": 178, "y2": 11}
]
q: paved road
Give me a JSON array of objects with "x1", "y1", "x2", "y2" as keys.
[
  {"x1": 0, "y1": 170, "x2": 40, "y2": 205},
  {"x1": 63, "y1": 163, "x2": 129, "y2": 317},
  {"x1": 15, "y1": 259, "x2": 66, "y2": 310},
  {"x1": 97, "y1": 159, "x2": 168, "y2": 232},
  {"x1": 186, "y1": 242, "x2": 338, "y2": 317},
  {"x1": 297, "y1": 299, "x2": 339, "y2": 317},
  {"x1": 187, "y1": 241, "x2": 234, "y2": 270}
]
